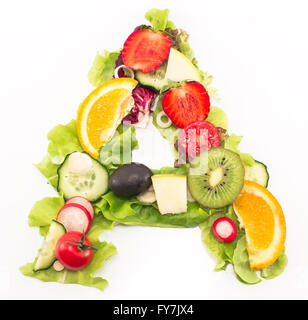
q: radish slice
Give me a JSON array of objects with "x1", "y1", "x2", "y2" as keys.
[
  {"x1": 56, "y1": 203, "x2": 92, "y2": 234},
  {"x1": 212, "y1": 217, "x2": 237, "y2": 243},
  {"x1": 66, "y1": 196, "x2": 95, "y2": 219}
]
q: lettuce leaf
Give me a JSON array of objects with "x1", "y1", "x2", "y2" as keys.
[
  {"x1": 260, "y1": 249, "x2": 288, "y2": 279},
  {"x1": 200, "y1": 206, "x2": 287, "y2": 284},
  {"x1": 176, "y1": 29, "x2": 195, "y2": 64},
  {"x1": 88, "y1": 50, "x2": 121, "y2": 87},
  {"x1": 28, "y1": 195, "x2": 65, "y2": 237},
  {"x1": 36, "y1": 120, "x2": 83, "y2": 189},
  {"x1": 206, "y1": 106, "x2": 228, "y2": 130},
  {"x1": 145, "y1": 8, "x2": 175, "y2": 32},
  {"x1": 233, "y1": 235, "x2": 261, "y2": 284},
  {"x1": 225, "y1": 134, "x2": 255, "y2": 166},
  {"x1": 20, "y1": 241, "x2": 116, "y2": 291},
  {"x1": 20, "y1": 195, "x2": 116, "y2": 291},
  {"x1": 200, "y1": 206, "x2": 243, "y2": 271},
  {"x1": 199, "y1": 71, "x2": 220, "y2": 102},
  {"x1": 100, "y1": 193, "x2": 209, "y2": 228},
  {"x1": 96, "y1": 165, "x2": 210, "y2": 228},
  {"x1": 99, "y1": 124, "x2": 138, "y2": 172}
]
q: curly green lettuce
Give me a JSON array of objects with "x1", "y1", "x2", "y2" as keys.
[
  {"x1": 36, "y1": 120, "x2": 83, "y2": 189},
  {"x1": 224, "y1": 134, "x2": 255, "y2": 166},
  {"x1": 88, "y1": 50, "x2": 121, "y2": 87},
  {"x1": 206, "y1": 106, "x2": 228, "y2": 131},
  {"x1": 145, "y1": 8, "x2": 176, "y2": 32}
]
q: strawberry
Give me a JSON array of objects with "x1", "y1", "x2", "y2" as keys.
[
  {"x1": 162, "y1": 81, "x2": 211, "y2": 128},
  {"x1": 122, "y1": 29, "x2": 172, "y2": 73}
]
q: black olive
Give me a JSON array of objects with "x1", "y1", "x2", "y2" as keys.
[{"x1": 109, "y1": 162, "x2": 153, "y2": 198}]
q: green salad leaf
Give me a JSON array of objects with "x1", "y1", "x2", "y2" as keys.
[
  {"x1": 176, "y1": 29, "x2": 195, "y2": 64},
  {"x1": 36, "y1": 120, "x2": 83, "y2": 189},
  {"x1": 145, "y1": 8, "x2": 175, "y2": 32},
  {"x1": 200, "y1": 206, "x2": 288, "y2": 284},
  {"x1": 199, "y1": 71, "x2": 220, "y2": 102},
  {"x1": 225, "y1": 134, "x2": 255, "y2": 166},
  {"x1": 100, "y1": 193, "x2": 209, "y2": 228},
  {"x1": 20, "y1": 195, "x2": 116, "y2": 291},
  {"x1": 28, "y1": 195, "x2": 65, "y2": 237},
  {"x1": 260, "y1": 249, "x2": 288, "y2": 279},
  {"x1": 206, "y1": 106, "x2": 228, "y2": 131},
  {"x1": 200, "y1": 206, "x2": 243, "y2": 271},
  {"x1": 96, "y1": 165, "x2": 210, "y2": 228},
  {"x1": 88, "y1": 50, "x2": 121, "y2": 87},
  {"x1": 233, "y1": 235, "x2": 261, "y2": 284},
  {"x1": 99, "y1": 124, "x2": 138, "y2": 172},
  {"x1": 152, "y1": 164, "x2": 189, "y2": 175},
  {"x1": 20, "y1": 241, "x2": 117, "y2": 292}
]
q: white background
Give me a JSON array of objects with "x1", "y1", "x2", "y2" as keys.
[{"x1": 1, "y1": 0, "x2": 308, "y2": 299}]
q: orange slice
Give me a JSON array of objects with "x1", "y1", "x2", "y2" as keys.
[
  {"x1": 233, "y1": 180, "x2": 286, "y2": 270},
  {"x1": 77, "y1": 78, "x2": 138, "y2": 158}
]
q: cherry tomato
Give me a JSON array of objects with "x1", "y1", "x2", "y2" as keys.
[
  {"x1": 178, "y1": 120, "x2": 220, "y2": 159},
  {"x1": 55, "y1": 231, "x2": 96, "y2": 271}
]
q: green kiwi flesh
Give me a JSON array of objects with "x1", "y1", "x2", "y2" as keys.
[{"x1": 188, "y1": 148, "x2": 245, "y2": 208}]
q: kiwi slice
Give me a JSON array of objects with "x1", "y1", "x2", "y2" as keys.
[{"x1": 188, "y1": 148, "x2": 245, "y2": 208}]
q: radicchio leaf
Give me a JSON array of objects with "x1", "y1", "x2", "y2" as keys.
[{"x1": 123, "y1": 87, "x2": 158, "y2": 128}]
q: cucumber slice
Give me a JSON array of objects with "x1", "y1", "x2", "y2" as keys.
[
  {"x1": 135, "y1": 48, "x2": 202, "y2": 91},
  {"x1": 33, "y1": 220, "x2": 66, "y2": 272},
  {"x1": 135, "y1": 61, "x2": 168, "y2": 91},
  {"x1": 244, "y1": 160, "x2": 269, "y2": 187},
  {"x1": 57, "y1": 152, "x2": 109, "y2": 202}
]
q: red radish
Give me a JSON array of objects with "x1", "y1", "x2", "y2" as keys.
[
  {"x1": 178, "y1": 120, "x2": 220, "y2": 159},
  {"x1": 66, "y1": 196, "x2": 95, "y2": 219},
  {"x1": 122, "y1": 29, "x2": 172, "y2": 73},
  {"x1": 56, "y1": 203, "x2": 92, "y2": 234},
  {"x1": 162, "y1": 81, "x2": 210, "y2": 128},
  {"x1": 212, "y1": 217, "x2": 237, "y2": 243}
]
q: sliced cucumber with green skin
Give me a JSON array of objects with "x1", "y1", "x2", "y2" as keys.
[
  {"x1": 57, "y1": 152, "x2": 109, "y2": 202},
  {"x1": 244, "y1": 160, "x2": 269, "y2": 187},
  {"x1": 135, "y1": 48, "x2": 202, "y2": 91},
  {"x1": 135, "y1": 61, "x2": 168, "y2": 91},
  {"x1": 33, "y1": 220, "x2": 66, "y2": 272}
]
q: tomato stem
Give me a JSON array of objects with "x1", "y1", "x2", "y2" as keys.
[{"x1": 66, "y1": 231, "x2": 97, "y2": 255}]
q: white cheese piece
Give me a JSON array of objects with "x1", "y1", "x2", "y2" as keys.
[{"x1": 151, "y1": 175, "x2": 187, "y2": 214}]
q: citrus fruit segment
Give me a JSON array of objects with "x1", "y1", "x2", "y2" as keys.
[
  {"x1": 233, "y1": 180, "x2": 286, "y2": 270},
  {"x1": 77, "y1": 78, "x2": 138, "y2": 158}
]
